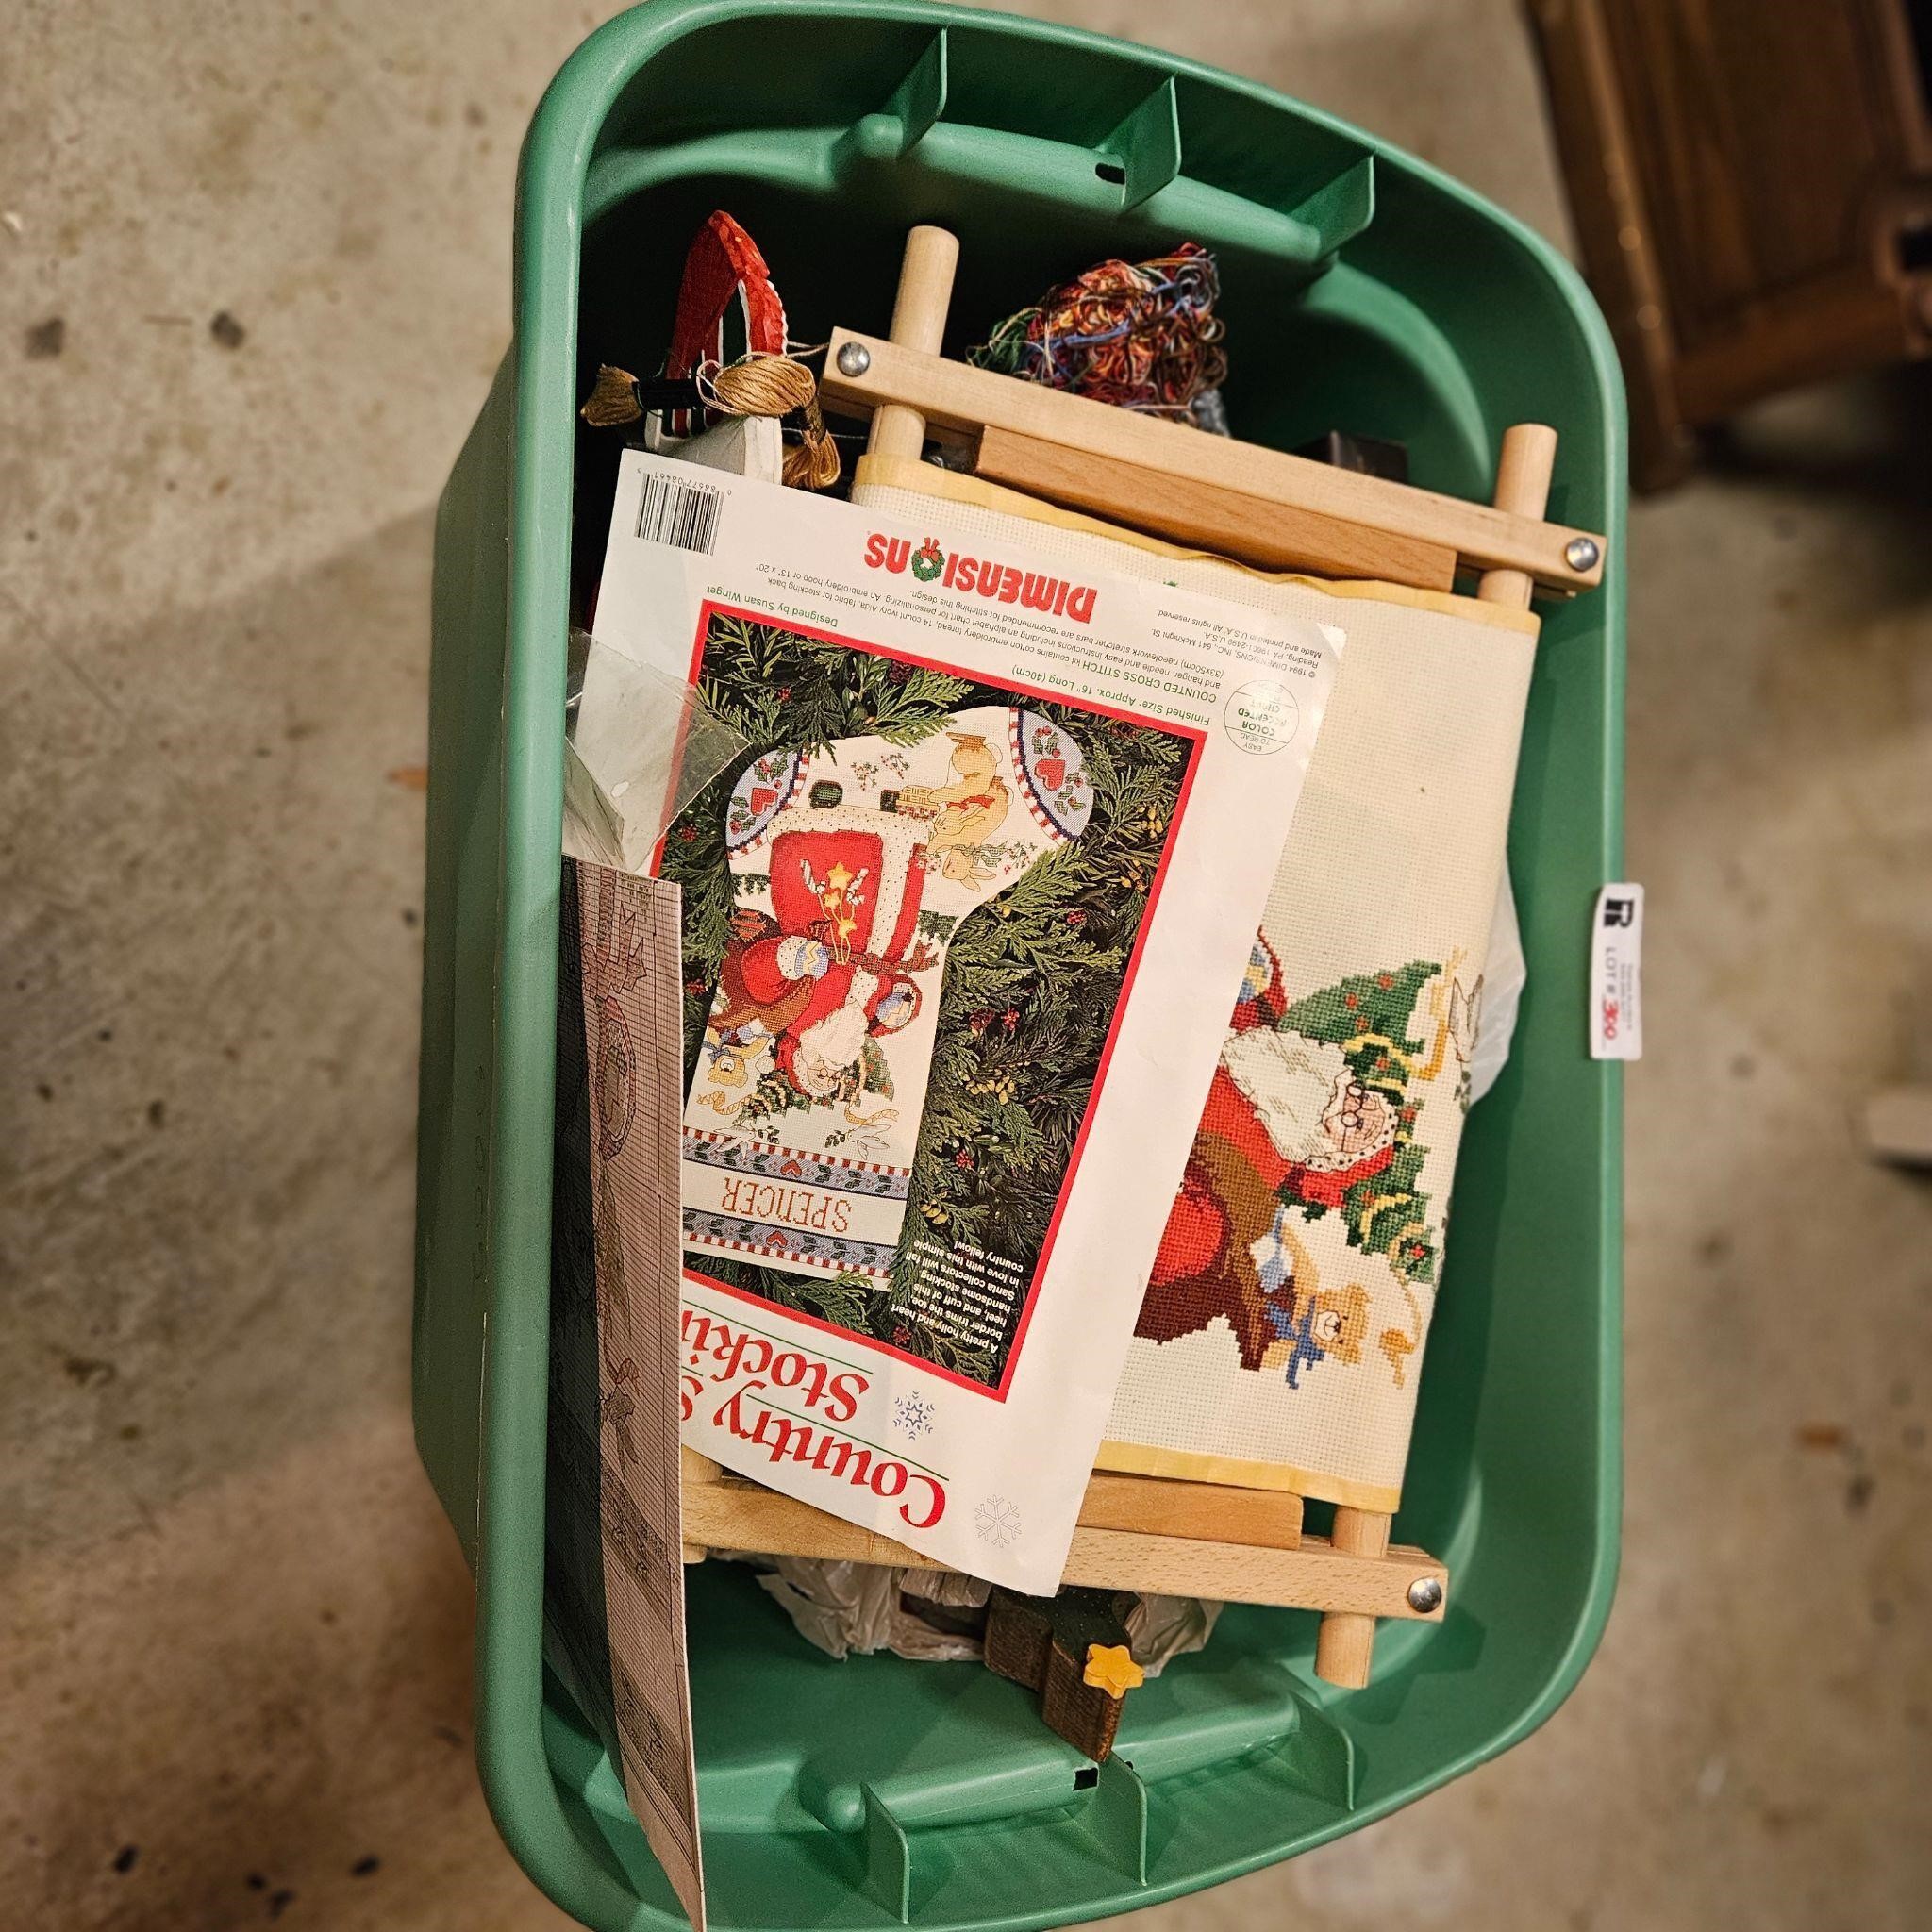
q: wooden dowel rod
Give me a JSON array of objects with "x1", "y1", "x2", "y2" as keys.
[
  {"x1": 1306, "y1": 430, "x2": 1560, "y2": 1684},
  {"x1": 868, "y1": 225, "x2": 959, "y2": 461},
  {"x1": 1313, "y1": 1507, "x2": 1391, "y2": 1688},
  {"x1": 1476, "y1": 423, "x2": 1559, "y2": 608},
  {"x1": 1302, "y1": 442, "x2": 1554, "y2": 1690}
]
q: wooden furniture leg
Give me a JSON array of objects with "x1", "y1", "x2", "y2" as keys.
[{"x1": 1528, "y1": 0, "x2": 1932, "y2": 491}]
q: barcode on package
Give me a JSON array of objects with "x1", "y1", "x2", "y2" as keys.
[{"x1": 635, "y1": 474, "x2": 722, "y2": 555}]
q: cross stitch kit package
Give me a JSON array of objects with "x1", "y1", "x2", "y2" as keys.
[{"x1": 586, "y1": 450, "x2": 1341, "y2": 1590}]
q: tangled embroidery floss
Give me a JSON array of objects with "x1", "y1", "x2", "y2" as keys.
[
  {"x1": 580, "y1": 353, "x2": 841, "y2": 489},
  {"x1": 969, "y1": 242, "x2": 1230, "y2": 431},
  {"x1": 578, "y1": 208, "x2": 841, "y2": 487},
  {"x1": 695, "y1": 355, "x2": 841, "y2": 490}
]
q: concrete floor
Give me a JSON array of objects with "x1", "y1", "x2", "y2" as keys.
[{"x1": 5, "y1": 1, "x2": 1930, "y2": 1926}]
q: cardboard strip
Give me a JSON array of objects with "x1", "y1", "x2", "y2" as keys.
[{"x1": 551, "y1": 861, "x2": 706, "y2": 1930}]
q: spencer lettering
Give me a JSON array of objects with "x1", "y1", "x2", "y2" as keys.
[{"x1": 719, "y1": 1177, "x2": 850, "y2": 1233}]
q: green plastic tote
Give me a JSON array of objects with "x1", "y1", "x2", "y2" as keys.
[{"x1": 413, "y1": 5, "x2": 1625, "y2": 1926}]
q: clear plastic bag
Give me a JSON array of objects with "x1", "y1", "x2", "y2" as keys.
[
  {"x1": 1469, "y1": 867, "x2": 1526, "y2": 1106},
  {"x1": 562, "y1": 627, "x2": 749, "y2": 874},
  {"x1": 742, "y1": 1554, "x2": 1221, "y2": 1676}
]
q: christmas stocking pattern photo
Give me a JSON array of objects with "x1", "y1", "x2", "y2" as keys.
[{"x1": 680, "y1": 705, "x2": 1092, "y2": 1285}]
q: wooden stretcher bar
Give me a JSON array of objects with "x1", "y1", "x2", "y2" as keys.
[
  {"x1": 974, "y1": 425, "x2": 1460, "y2": 590},
  {"x1": 820, "y1": 324, "x2": 1607, "y2": 595},
  {"x1": 681, "y1": 1452, "x2": 1446, "y2": 1624}
]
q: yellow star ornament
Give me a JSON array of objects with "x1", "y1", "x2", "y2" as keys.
[{"x1": 1082, "y1": 1643, "x2": 1145, "y2": 1700}]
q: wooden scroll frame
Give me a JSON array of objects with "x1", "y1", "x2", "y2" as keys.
[{"x1": 680, "y1": 228, "x2": 1599, "y2": 1690}]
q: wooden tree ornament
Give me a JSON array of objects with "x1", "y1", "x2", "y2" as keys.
[{"x1": 981, "y1": 1587, "x2": 1145, "y2": 1763}]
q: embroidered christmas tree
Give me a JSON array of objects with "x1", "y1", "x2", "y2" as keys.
[{"x1": 1277, "y1": 959, "x2": 1443, "y2": 1284}]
